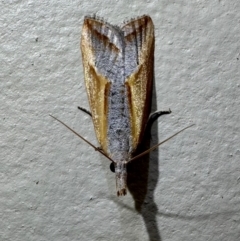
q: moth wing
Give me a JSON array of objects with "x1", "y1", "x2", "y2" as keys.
[
  {"x1": 123, "y1": 16, "x2": 154, "y2": 150},
  {"x1": 81, "y1": 18, "x2": 120, "y2": 152}
]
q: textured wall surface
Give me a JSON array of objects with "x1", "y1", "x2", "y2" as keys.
[{"x1": 1, "y1": 1, "x2": 240, "y2": 241}]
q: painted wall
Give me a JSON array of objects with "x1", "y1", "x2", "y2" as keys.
[{"x1": 1, "y1": 1, "x2": 239, "y2": 240}]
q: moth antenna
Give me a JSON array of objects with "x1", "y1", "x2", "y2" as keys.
[
  {"x1": 129, "y1": 124, "x2": 195, "y2": 162},
  {"x1": 49, "y1": 114, "x2": 115, "y2": 163}
]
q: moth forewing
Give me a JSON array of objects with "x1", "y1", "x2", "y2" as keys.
[
  {"x1": 81, "y1": 20, "x2": 111, "y2": 153},
  {"x1": 124, "y1": 17, "x2": 154, "y2": 150}
]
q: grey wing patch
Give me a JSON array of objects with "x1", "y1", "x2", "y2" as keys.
[
  {"x1": 122, "y1": 16, "x2": 152, "y2": 78},
  {"x1": 85, "y1": 18, "x2": 125, "y2": 83}
]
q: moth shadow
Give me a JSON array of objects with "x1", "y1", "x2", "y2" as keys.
[
  {"x1": 127, "y1": 109, "x2": 162, "y2": 210},
  {"x1": 127, "y1": 135, "x2": 152, "y2": 211},
  {"x1": 127, "y1": 113, "x2": 162, "y2": 240},
  {"x1": 127, "y1": 77, "x2": 164, "y2": 241}
]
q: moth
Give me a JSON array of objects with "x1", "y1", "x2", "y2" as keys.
[
  {"x1": 80, "y1": 15, "x2": 168, "y2": 196},
  {"x1": 50, "y1": 15, "x2": 193, "y2": 196}
]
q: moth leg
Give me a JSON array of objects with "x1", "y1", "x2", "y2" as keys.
[
  {"x1": 78, "y1": 106, "x2": 92, "y2": 117},
  {"x1": 145, "y1": 109, "x2": 171, "y2": 136}
]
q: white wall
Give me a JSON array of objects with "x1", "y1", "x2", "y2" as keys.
[{"x1": 1, "y1": 1, "x2": 239, "y2": 240}]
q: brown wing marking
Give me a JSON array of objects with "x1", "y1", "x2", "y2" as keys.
[
  {"x1": 124, "y1": 16, "x2": 154, "y2": 150},
  {"x1": 81, "y1": 19, "x2": 112, "y2": 153}
]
